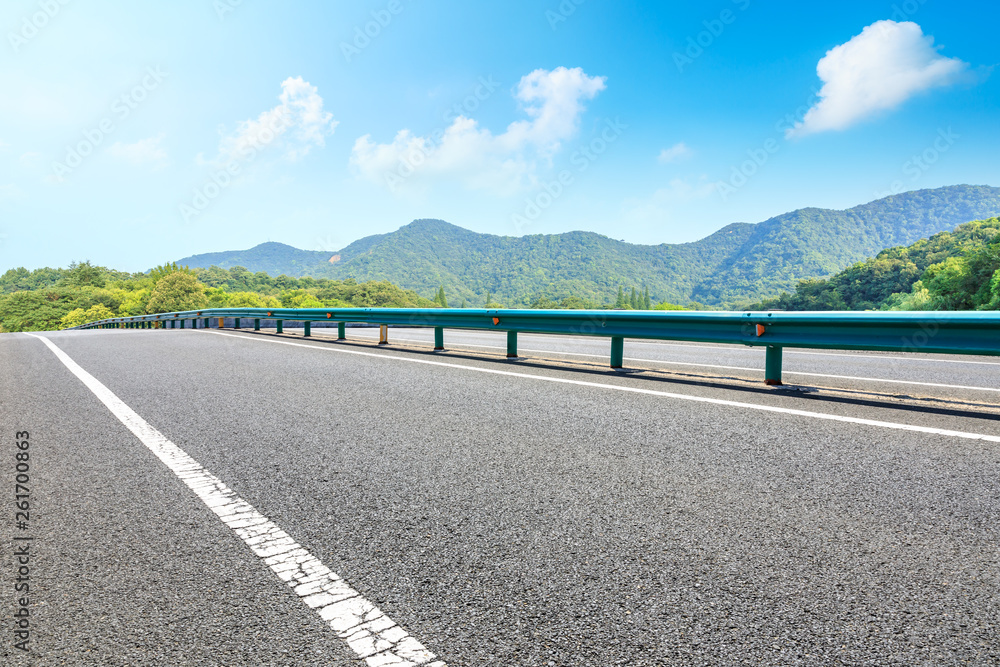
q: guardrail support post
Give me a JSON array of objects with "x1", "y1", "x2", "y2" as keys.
[
  {"x1": 304, "y1": 321, "x2": 311, "y2": 337},
  {"x1": 204, "y1": 318, "x2": 210, "y2": 328},
  {"x1": 337, "y1": 322, "x2": 345, "y2": 340},
  {"x1": 276, "y1": 320, "x2": 283, "y2": 334},
  {"x1": 192, "y1": 319, "x2": 198, "y2": 329},
  {"x1": 379, "y1": 324, "x2": 389, "y2": 345},
  {"x1": 234, "y1": 318, "x2": 241, "y2": 329},
  {"x1": 610, "y1": 336, "x2": 624, "y2": 368},
  {"x1": 218, "y1": 317, "x2": 224, "y2": 328},
  {"x1": 507, "y1": 331, "x2": 518, "y2": 358},
  {"x1": 434, "y1": 326, "x2": 444, "y2": 350},
  {"x1": 765, "y1": 345, "x2": 783, "y2": 386},
  {"x1": 254, "y1": 318, "x2": 260, "y2": 331}
]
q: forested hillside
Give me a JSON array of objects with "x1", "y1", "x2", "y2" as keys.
[
  {"x1": 177, "y1": 185, "x2": 1000, "y2": 307},
  {"x1": 753, "y1": 217, "x2": 1000, "y2": 311}
]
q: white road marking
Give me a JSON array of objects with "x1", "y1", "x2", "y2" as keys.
[
  {"x1": 26, "y1": 333, "x2": 446, "y2": 667},
  {"x1": 202, "y1": 330, "x2": 1000, "y2": 444},
  {"x1": 343, "y1": 332, "x2": 1000, "y2": 393}
]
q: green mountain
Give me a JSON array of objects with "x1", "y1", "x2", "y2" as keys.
[
  {"x1": 755, "y1": 216, "x2": 1000, "y2": 311},
  {"x1": 177, "y1": 185, "x2": 1000, "y2": 307}
]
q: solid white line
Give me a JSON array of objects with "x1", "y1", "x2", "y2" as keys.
[
  {"x1": 345, "y1": 333, "x2": 1000, "y2": 393},
  {"x1": 26, "y1": 333, "x2": 446, "y2": 667},
  {"x1": 202, "y1": 330, "x2": 1000, "y2": 444}
]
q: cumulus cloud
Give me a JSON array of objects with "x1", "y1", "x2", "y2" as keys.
[
  {"x1": 350, "y1": 66, "x2": 606, "y2": 194},
  {"x1": 787, "y1": 21, "x2": 969, "y2": 139},
  {"x1": 211, "y1": 76, "x2": 338, "y2": 164},
  {"x1": 108, "y1": 134, "x2": 168, "y2": 168},
  {"x1": 658, "y1": 142, "x2": 692, "y2": 164}
]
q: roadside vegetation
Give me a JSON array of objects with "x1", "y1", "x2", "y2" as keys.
[
  {"x1": 0, "y1": 263, "x2": 685, "y2": 332},
  {"x1": 750, "y1": 217, "x2": 1000, "y2": 311}
]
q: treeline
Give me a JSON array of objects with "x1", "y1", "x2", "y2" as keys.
[
  {"x1": 0, "y1": 263, "x2": 436, "y2": 333},
  {"x1": 751, "y1": 217, "x2": 1000, "y2": 311},
  {"x1": 0, "y1": 263, "x2": 686, "y2": 333}
]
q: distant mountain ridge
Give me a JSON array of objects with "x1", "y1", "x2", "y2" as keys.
[{"x1": 176, "y1": 185, "x2": 1000, "y2": 307}]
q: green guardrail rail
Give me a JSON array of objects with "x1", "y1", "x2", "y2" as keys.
[{"x1": 72, "y1": 308, "x2": 1000, "y2": 386}]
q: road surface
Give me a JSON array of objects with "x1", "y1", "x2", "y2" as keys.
[{"x1": 3, "y1": 327, "x2": 999, "y2": 665}]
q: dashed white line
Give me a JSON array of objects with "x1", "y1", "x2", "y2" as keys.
[
  {"x1": 26, "y1": 333, "x2": 446, "y2": 667},
  {"x1": 201, "y1": 330, "x2": 1000, "y2": 444}
]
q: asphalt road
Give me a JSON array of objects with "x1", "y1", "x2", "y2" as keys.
[{"x1": 3, "y1": 327, "x2": 1000, "y2": 665}]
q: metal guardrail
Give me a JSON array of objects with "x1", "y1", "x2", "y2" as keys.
[{"x1": 73, "y1": 308, "x2": 1000, "y2": 385}]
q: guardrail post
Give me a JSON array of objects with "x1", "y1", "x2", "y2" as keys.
[
  {"x1": 434, "y1": 326, "x2": 444, "y2": 350},
  {"x1": 304, "y1": 321, "x2": 311, "y2": 337},
  {"x1": 610, "y1": 336, "x2": 624, "y2": 368},
  {"x1": 218, "y1": 317, "x2": 224, "y2": 328},
  {"x1": 234, "y1": 318, "x2": 241, "y2": 329},
  {"x1": 204, "y1": 318, "x2": 210, "y2": 328},
  {"x1": 337, "y1": 322, "x2": 345, "y2": 340},
  {"x1": 276, "y1": 320, "x2": 283, "y2": 334},
  {"x1": 180, "y1": 319, "x2": 185, "y2": 329},
  {"x1": 765, "y1": 345, "x2": 783, "y2": 386},
  {"x1": 507, "y1": 331, "x2": 518, "y2": 358},
  {"x1": 379, "y1": 324, "x2": 389, "y2": 345},
  {"x1": 191, "y1": 319, "x2": 198, "y2": 329},
  {"x1": 254, "y1": 318, "x2": 260, "y2": 331}
]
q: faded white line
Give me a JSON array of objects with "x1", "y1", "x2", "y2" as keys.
[
  {"x1": 202, "y1": 330, "x2": 1000, "y2": 444},
  {"x1": 345, "y1": 329, "x2": 1000, "y2": 367},
  {"x1": 344, "y1": 333, "x2": 1000, "y2": 393},
  {"x1": 26, "y1": 333, "x2": 445, "y2": 667}
]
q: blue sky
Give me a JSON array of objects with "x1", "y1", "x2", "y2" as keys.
[{"x1": 1, "y1": 0, "x2": 996, "y2": 272}]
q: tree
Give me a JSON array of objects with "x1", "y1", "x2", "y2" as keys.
[
  {"x1": 629, "y1": 287, "x2": 638, "y2": 309},
  {"x1": 643, "y1": 286, "x2": 651, "y2": 310},
  {"x1": 145, "y1": 272, "x2": 208, "y2": 313},
  {"x1": 60, "y1": 304, "x2": 115, "y2": 329},
  {"x1": 60, "y1": 261, "x2": 105, "y2": 288},
  {"x1": 227, "y1": 291, "x2": 265, "y2": 308},
  {"x1": 433, "y1": 285, "x2": 448, "y2": 307},
  {"x1": 615, "y1": 287, "x2": 626, "y2": 309},
  {"x1": 146, "y1": 262, "x2": 192, "y2": 283}
]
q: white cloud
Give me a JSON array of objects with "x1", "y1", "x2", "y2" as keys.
[
  {"x1": 211, "y1": 76, "x2": 338, "y2": 165},
  {"x1": 658, "y1": 142, "x2": 692, "y2": 164},
  {"x1": 0, "y1": 184, "x2": 25, "y2": 201},
  {"x1": 787, "y1": 21, "x2": 969, "y2": 139},
  {"x1": 350, "y1": 66, "x2": 606, "y2": 194},
  {"x1": 108, "y1": 134, "x2": 168, "y2": 168},
  {"x1": 621, "y1": 177, "x2": 716, "y2": 223},
  {"x1": 19, "y1": 152, "x2": 43, "y2": 168}
]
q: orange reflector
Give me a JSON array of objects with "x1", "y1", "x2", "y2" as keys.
[
  {"x1": 492, "y1": 317, "x2": 500, "y2": 326},
  {"x1": 267, "y1": 311, "x2": 272, "y2": 316},
  {"x1": 756, "y1": 324, "x2": 766, "y2": 337},
  {"x1": 327, "y1": 313, "x2": 332, "y2": 318}
]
